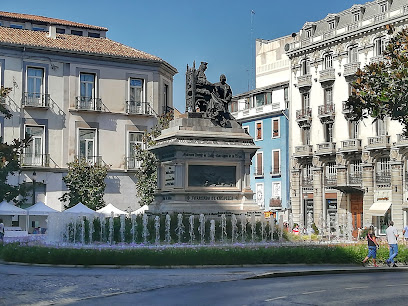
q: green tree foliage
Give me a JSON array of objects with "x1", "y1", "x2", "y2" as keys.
[
  {"x1": 59, "y1": 158, "x2": 110, "y2": 210},
  {"x1": 134, "y1": 112, "x2": 173, "y2": 206},
  {"x1": 0, "y1": 87, "x2": 30, "y2": 204},
  {"x1": 347, "y1": 25, "x2": 408, "y2": 134}
]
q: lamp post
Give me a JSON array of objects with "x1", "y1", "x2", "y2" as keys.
[{"x1": 32, "y1": 171, "x2": 37, "y2": 206}]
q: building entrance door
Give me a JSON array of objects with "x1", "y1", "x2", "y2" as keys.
[{"x1": 350, "y1": 193, "x2": 363, "y2": 238}]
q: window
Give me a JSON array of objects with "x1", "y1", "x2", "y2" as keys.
[
  {"x1": 27, "y1": 67, "x2": 44, "y2": 106},
  {"x1": 80, "y1": 73, "x2": 95, "y2": 106},
  {"x1": 302, "y1": 92, "x2": 310, "y2": 109},
  {"x1": 32, "y1": 26, "x2": 46, "y2": 31},
  {"x1": 129, "y1": 78, "x2": 144, "y2": 110},
  {"x1": 128, "y1": 132, "x2": 143, "y2": 169},
  {"x1": 256, "y1": 183, "x2": 264, "y2": 208},
  {"x1": 306, "y1": 29, "x2": 312, "y2": 38},
  {"x1": 349, "y1": 160, "x2": 362, "y2": 184},
  {"x1": 303, "y1": 163, "x2": 313, "y2": 185},
  {"x1": 284, "y1": 87, "x2": 289, "y2": 109},
  {"x1": 325, "y1": 162, "x2": 337, "y2": 180},
  {"x1": 272, "y1": 118, "x2": 280, "y2": 138},
  {"x1": 56, "y1": 28, "x2": 65, "y2": 34},
  {"x1": 271, "y1": 150, "x2": 280, "y2": 175},
  {"x1": 353, "y1": 13, "x2": 360, "y2": 22},
  {"x1": 324, "y1": 53, "x2": 333, "y2": 69},
  {"x1": 324, "y1": 87, "x2": 333, "y2": 105},
  {"x1": 255, "y1": 92, "x2": 271, "y2": 107},
  {"x1": 78, "y1": 129, "x2": 96, "y2": 164},
  {"x1": 302, "y1": 128, "x2": 310, "y2": 145},
  {"x1": 10, "y1": 24, "x2": 23, "y2": 29},
  {"x1": 374, "y1": 37, "x2": 385, "y2": 56},
  {"x1": 380, "y1": 3, "x2": 388, "y2": 13},
  {"x1": 328, "y1": 21, "x2": 335, "y2": 30},
  {"x1": 255, "y1": 121, "x2": 263, "y2": 141},
  {"x1": 88, "y1": 32, "x2": 100, "y2": 38},
  {"x1": 163, "y1": 84, "x2": 169, "y2": 113},
  {"x1": 24, "y1": 126, "x2": 45, "y2": 166},
  {"x1": 325, "y1": 123, "x2": 333, "y2": 142},
  {"x1": 349, "y1": 121, "x2": 359, "y2": 139},
  {"x1": 301, "y1": 59, "x2": 310, "y2": 75},
  {"x1": 376, "y1": 119, "x2": 386, "y2": 136},
  {"x1": 255, "y1": 152, "x2": 263, "y2": 176},
  {"x1": 377, "y1": 157, "x2": 390, "y2": 175},
  {"x1": 272, "y1": 182, "x2": 281, "y2": 199},
  {"x1": 71, "y1": 30, "x2": 83, "y2": 36},
  {"x1": 348, "y1": 45, "x2": 359, "y2": 63}
]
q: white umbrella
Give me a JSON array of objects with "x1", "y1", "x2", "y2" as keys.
[
  {"x1": 96, "y1": 203, "x2": 128, "y2": 217},
  {"x1": 0, "y1": 200, "x2": 27, "y2": 215},
  {"x1": 26, "y1": 201, "x2": 59, "y2": 215},
  {"x1": 131, "y1": 205, "x2": 149, "y2": 215}
]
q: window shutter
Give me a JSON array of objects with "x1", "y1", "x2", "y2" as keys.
[
  {"x1": 273, "y1": 151, "x2": 280, "y2": 174},
  {"x1": 273, "y1": 119, "x2": 279, "y2": 137}
]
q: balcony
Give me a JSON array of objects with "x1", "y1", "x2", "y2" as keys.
[
  {"x1": 318, "y1": 103, "x2": 335, "y2": 122},
  {"x1": 325, "y1": 174, "x2": 337, "y2": 186},
  {"x1": 126, "y1": 157, "x2": 141, "y2": 170},
  {"x1": 302, "y1": 175, "x2": 313, "y2": 187},
  {"x1": 316, "y1": 142, "x2": 336, "y2": 155},
  {"x1": 342, "y1": 101, "x2": 358, "y2": 120},
  {"x1": 376, "y1": 170, "x2": 391, "y2": 184},
  {"x1": 297, "y1": 75, "x2": 312, "y2": 89},
  {"x1": 340, "y1": 139, "x2": 362, "y2": 153},
  {"x1": 349, "y1": 172, "x2": 362, "y2": 185},
  {"x1": 22, "y1": 93, "x2": 50, "y2": 108},
  {"x1": 370, "y1": 56, "x2": 384, "y2": 64},
  {"x1": 75, "y1": 97, "x2": 107, "y2": 112},
  {"x1": 366, "y1": 135, "x2": 390, "y2": 150},
  {"x1": 347, "y1": 22, "x2": 360, "y2": 31},
  {"x1": 343, "y1": 62, "x2": 360, "y2": 77},
  {"x1": 319, "y1": 69, "x2": 336, "y2": 83},
  {"x1": 395, "y1": 134, "x2": 408, "y2": 147},
  {"x1": 373, "y1": 12, "x2": 387, "y2": 23},
  {"x1": 294, "y1": 145, "x2": 313, "y2": 157},
  {"x1": 270, "y1": 166, "x2": 281, "y2": 176},
  {"x1": 126, "y1": 101, "x2": 153, "y2": 115},
  {"x1": 254, "y1": 167, "x2": 264, "y2": 177},
  {"x1": 20, "y1": 153, "x2": 50, "y2": 167},
  {"x1": 75, "y1": 156, "x2": 106, "y2": 167},
  {"x1": 296, "y1": 108, "x2": 312, "y2": 128}
]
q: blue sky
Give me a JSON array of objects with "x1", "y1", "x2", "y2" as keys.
[{"x1": 2, "y1": 0, "x2": 367, "y2": 111}]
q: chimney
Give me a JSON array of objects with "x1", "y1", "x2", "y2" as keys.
[{"x1": 47, "y1": 25, "x2": 56, "y2": 39}]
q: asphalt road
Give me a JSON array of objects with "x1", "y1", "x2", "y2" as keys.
[{"x1": 73, "y1": 272, "x2": 408, "y2": 306}]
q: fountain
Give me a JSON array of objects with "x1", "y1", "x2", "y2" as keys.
[
  {"x1": 109, "y1": 212, "x2": 114, "y2": 245},
  {"x1": 189, "y1": 215, "x2": 195, "y2": 244},
  {"x1": 220, "y1": 214, "x2": 227, "y2": 242},
  {"x1": 165, "y1": 214, "x2": 171, "y2": 244},
  {"x1": 154, "y1": 215, "x2": 160, "y2": 244},
  {"x1": 199, "y1": 214, "x2": 205, "y2": 244},
  {"x1": 120, "y1": 214, "x2": 125, "y2": 243},
  {"x1": 250, "y1": 214, "x2": 256, "y2": 242},
  {"x1": 175, "y1": 213, "x2": 185, "y2": 243},
  {"x1": 142, "y1": 214, "x2": 149, "y2": 243},
  {"x1": 210, "y1": 220, "x2": 215, "y2": 244},
  {"x1": 241, "y1": 214, "x2": 247, "y2": 243},
  {"x1": 231, "y1": 214, "x2": 238, "y2": 243}
]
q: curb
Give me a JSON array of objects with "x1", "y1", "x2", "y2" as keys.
[{"x1": 247, "y1": 266, "x2": 408, "y2": 279}]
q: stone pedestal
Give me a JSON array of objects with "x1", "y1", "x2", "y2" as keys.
[{"x1": 148, "y1": 113, "x2": 260, "y2": 214}]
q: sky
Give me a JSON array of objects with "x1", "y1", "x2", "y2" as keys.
[{"x1": 2, "y1": 0, "x2": 368, "y2": 112}]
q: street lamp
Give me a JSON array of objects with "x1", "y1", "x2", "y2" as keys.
[{"x1": 32, "y1": 171, "x2": 37, "y2": 206}]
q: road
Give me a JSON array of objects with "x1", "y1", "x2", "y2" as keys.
[{"x1": 1, "y1": 263, "x2": 407, "y2": 305}]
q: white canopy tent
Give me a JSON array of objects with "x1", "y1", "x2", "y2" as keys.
[
  {"x1": 131, "y1": 205, "x2": 149, "y2": 215},
  {"x1": 63, "y1": 202, "x2": 95, "y2": 215},
  {"x1": 96, "y1": 203, "x2": 128, "y2": 217},
  {"x1": 26, "y1": 202, "x2": 59, "y2": 234},
  {"x1": 0, "y1": 200, "x2": 28, "y2": 236}
]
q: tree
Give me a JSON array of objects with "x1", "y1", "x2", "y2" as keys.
[
  {"x1": 0, "y1": 86, "x2": 31, "y2": 205},
  {"x1": 59, "y1": 158, "x2": 110, "y2": 210},
  {"x1": 134, "y1": 111, "x2": 173, "y2": 206},
  {"x1": 346, "y1": 25, "x2": 408, "y2": 134}
]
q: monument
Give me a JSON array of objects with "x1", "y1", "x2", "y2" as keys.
[{"x1": 148, "y1": 62, "x2": 260, "y2": 213}]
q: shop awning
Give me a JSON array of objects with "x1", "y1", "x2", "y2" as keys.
[{"x1": 369, "y1": 201, "x2": 392, "y2": 216}]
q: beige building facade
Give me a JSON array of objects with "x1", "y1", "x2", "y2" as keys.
[
  {"x1": 286, "y1": 0, "x2": 408, "y2": 236},
  {"x1": 0, "y1": 12, "x2": 177, "y2": 211}
]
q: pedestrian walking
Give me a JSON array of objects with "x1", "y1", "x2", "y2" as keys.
[
  {"x1": 0, "y1": 219, "x2": 4, "y2": 243},
  {"x1": 385, "y1": 220, "x2": 399, "y2": 267},
  {"x1": 362, "y1": 226, "x2": 379, "y2": 267},
  {"x1": 403, "y1": 224, "x2": 408, "y2": 245}
]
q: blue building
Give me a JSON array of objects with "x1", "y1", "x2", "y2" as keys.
[{"x1": 231, "y1": 83, "x2": 290, "y2": 213}]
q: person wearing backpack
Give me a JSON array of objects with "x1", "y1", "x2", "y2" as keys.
[{"x1": 362, "y1": 226, "x2": 379, "y2": 267}]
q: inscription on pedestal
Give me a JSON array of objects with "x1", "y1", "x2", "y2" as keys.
[
  {"x1": 188, "y1": 165, "x2": 236, "y2": 187},
  {"x1": 164, "y1": 165, "x2": 175, "y2": 187}
]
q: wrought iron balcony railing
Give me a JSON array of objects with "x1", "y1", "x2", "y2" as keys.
[
  {"x1": 126, "y1": 157, "x2": 142, "y2": 170},
  {"x1": 22, "y1": 93, "x2": 50, "y2": 108},
  {"x1": 75, "y1": 96, "x2": 106, "y2": 111},
  {"x1": 349, "y1": 172, "x2": 362, "y2": 185},
  {"x1": 270, "y1": 167, "x2": 281, "y2": 176},
  {"x1": 20, "y1": 153, "x2": 50, "y2": 167},
  {"x1": 254, "y1": 167, "x2": 264, "y2": 176},
  {"x1": 75, "y1": 155, "x2": 106, "y2": 167},
  {"x1": 126, "y1": 101, "x2": 153, "y2": 115},
  {"x1": 318, "y1": 103, "x2": 335, "y2": 117},
  {"x1": 376, "y1": 170, "x2": 391, "y2": 184},
  {"x1": 296, "y1": 108, "x2": 312, "y2": 120}
]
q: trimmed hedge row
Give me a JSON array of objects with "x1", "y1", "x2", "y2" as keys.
[{"x1": 1, "y1": 243, "x2": 407, "y2": 266}]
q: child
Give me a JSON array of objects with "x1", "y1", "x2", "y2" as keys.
[{"x1": 362, "y1": 226, "x2": 379, "y2": 267}]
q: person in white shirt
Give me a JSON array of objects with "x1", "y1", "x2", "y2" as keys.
[
  {"x1": 385, "y1": 220, "x2": 399, "y2": 267},
  {"x1": 403, "y1": 224, "x2": 408, "y2": 245}
]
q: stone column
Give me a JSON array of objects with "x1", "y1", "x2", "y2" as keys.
[
  {"x1": 390, "y1": 148, "x2": 404, "y2": 230},
  {"x1": 291, "y1": 169, "x2": 301, "y2": 224},
  {"x1": 362, "y1": 151, "x2": 374, "y2": 227}
]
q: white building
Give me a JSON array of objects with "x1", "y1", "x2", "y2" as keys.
[
  {"x1": 0, "y1": 11, "x2": 177, "y2": 211},
  {"x1": 286, "y1": 0, "x2": 408, "y2": 236}
]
